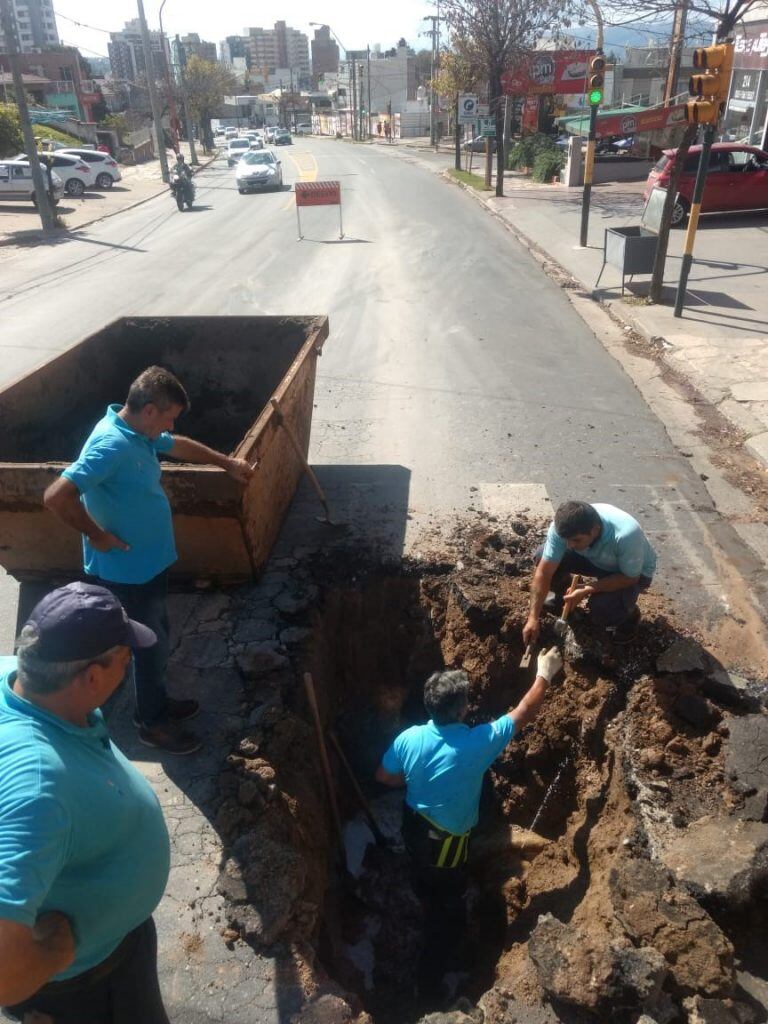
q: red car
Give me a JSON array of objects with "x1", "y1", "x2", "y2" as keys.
[{"x1": 643, "y1": 142, "x2": 768, "y2": 226}]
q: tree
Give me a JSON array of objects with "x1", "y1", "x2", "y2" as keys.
[
  {"x1": 432, "y1": 42, "x2": 484, "y2": 169},
  {"x1": 441, "y1": 0, "x2": 586, "y2": 197},
  {"x1": 183, "y1": 56, "x2": 237, "y2": 152},
  {"x1": 0, "y1": 102, "x2": 23, "y2": 157}
]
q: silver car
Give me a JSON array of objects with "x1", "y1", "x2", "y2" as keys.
[
  {"x1": 0, "y1": 160, "x2": 64, "y2": 205},
  {"x1": 235, "y1": 151, "x2": 283, "y2": 192}
]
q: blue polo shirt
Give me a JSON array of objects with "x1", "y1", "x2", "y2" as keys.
[
  {"x1": 0, "y1": 660, "x2": 170, "y2": 980},
  {"x1": 382, "y1": 715, "x2": 516, "y2": 835},
  {"x1": 62, "y1": 404, "x2": 176, "y2": 584},
  {"x1": 542, "y1": 503, "x2": 657, "y2": 579}
]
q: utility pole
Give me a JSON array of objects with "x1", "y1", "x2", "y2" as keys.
[
  {"x1": 158, "y1": 1, "x2": 180, "y2": 151},
  {"x1": 664, "y1": 0, "x2": 689, "y2": 104},
  {"x1": 350, "y1": 55, "x2": 358, "y2": 140},
  {"x1": 358, "y1": 64, "x2": 365, "y2": 139},
  {"x1": 136, "y1": 0, "x2": 170, "y2": 182},
  {"x1": 423, "y1": 14, "x2": 439, "y2": 146},
  {"x1": 175, "y1": 35, "x2": 198, "y2": 164},
  {"x1": 367, "y1": 46, "x2": 372, "y2": 140},
  {"x1": 0, "y1": 0, "x2": 55, "y2": 231}
]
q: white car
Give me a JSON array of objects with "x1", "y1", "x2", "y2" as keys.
[
  {"x1": 235, "y1": 150, "x2": 283, "y2": 192},
  {"x1": 295, "y1": 123, "x2": 312, "y2": 135},
  {"x1": 16, "y1": 152, "x2": 96, "y2": 196},
  {"x1": 0, "y1": 160, "x2": 63, "y2": 205},
  {"x1": 245, "y1": 133, "x2": 264, "y2": 150},
  {"x1": 59, "y1": 149, "x2": 121, "y2": 188},
  {"x1": 226, "y1": 137, "x2": 251, "y2": 166},
  {"x1": 265, "y1": 126, "x2": 278, "y2": 142}
]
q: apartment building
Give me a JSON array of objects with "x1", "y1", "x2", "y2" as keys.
[
  {"x1": 108, "y1": 19, "x2": 170, "y2": 84},
  {"x1": 311, "y1": 25, "x2": 339, "y2": 87},
  {"x1": 247, "y1": 22, "x2": 310, "y2": 89},
  {"x1": 0, "y1": 0, "x2": 59, "y2": 53}
]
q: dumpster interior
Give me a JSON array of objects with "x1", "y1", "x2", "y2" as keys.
[
  {"x1": 0, "y1": 317, "x2": 319, "y2": 462},
  {"x1": 217, "y1": 519, "x2": 768, "y2": 1024}
]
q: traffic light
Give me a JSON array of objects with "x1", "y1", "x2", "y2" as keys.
[
  {"x1": 685, "y1": 42, "x2": 733, "y2": 126},
  {"x1": 588, "y1": 54, "x2": 606, "y2": 106}
]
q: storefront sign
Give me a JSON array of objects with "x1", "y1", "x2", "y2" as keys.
[
  {"x1": 502, "y1": 50, "x2": 596, "y2": 95},
  {"x1": 593, "y1": 104, "x2": 686, "y2": 138},
  {"x1": 734, "y1": 21, "x2": 768, "y2": 71}
]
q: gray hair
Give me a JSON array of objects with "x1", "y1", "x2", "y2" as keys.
[
  {"x1": 16, "y1": 624, "x2": 123, "y2": 696},
  {"x1": 424, "y1": 669, "x2": 470, "y2": 725}
]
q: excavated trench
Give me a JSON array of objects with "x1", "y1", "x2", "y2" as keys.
[{"x1": 218, "y1": 521, "x2": 768, "y2": 1024}]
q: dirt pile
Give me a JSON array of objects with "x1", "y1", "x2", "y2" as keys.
[{"x1": 209, "y1": 513, "x2": 768, "y2": 1024}]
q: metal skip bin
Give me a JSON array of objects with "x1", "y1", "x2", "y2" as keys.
[
  {"x1": 0, "y1": 316, "x2": 329, "y2": 584},
  {"x1": 595, "y1": 187, "x2": 667, "y2": 296}
]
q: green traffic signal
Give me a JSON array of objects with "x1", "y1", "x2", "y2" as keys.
[{"x1": 589, "y1": 88, "x2": 603, "y2": 105}]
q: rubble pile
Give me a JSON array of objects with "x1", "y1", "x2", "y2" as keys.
[{"x1": 190, "y1": 515, "x2": 768, "y2": 1024}]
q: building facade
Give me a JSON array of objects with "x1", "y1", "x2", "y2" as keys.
[
  {"x1": 108, "y1": 19, "x2": 170, "y2": 84},
  {"x1": 725, "y1": 16, "x2": 768, "y2": 147},
  {"x1": 0, "y1": 0, "x2": 59, "y2": 54},
  {"x1": 356, "y1": 44, "x2": 416, "y2": 117},
  {"x1": 0, "y1": 46, "x2": 101, "y2": 119},
  {"x1": 311, "y1": 25, "x2": 339, "y2": 87},
  {"x1": 220, "y1": 35, "x2": 250, "y2": 67},
  {"x1": 179, "y1": 33, "x2": 217, "y2": 64},
  {"x1": 247, "y1": 22, "x2": 310, "y2": 89}
]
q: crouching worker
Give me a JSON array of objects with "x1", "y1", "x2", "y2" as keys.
[
  {"x1": 375, "y1": 649, "x2": 562, "y2": 1002},
  {"x1": 524, "y1": 500, "x2": 657, "y2": 646},
  {"x1": 0, "y1": 582, "x2": 172, "y2": 1024}
]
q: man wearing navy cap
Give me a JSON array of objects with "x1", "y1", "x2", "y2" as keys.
[{"x1": 0, "y1": 582, "x2": 172, "y2": 1023}]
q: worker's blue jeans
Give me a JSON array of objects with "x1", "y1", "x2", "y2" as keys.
[
  {"x1": 534, "y1": 546, "x2": 651, "y2": 627},
  {"x1": 92, "y1": 570, "x2": 170, "y2": 727}
]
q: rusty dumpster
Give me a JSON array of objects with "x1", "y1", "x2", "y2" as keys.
[{"x1": 0, "y1": 315, "x2": 329, "y2": 583}]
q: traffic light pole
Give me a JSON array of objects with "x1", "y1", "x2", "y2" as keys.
[
  {"x1": 673, "y1": 123, "x2": 714, "y2": 317},
  {"x1": 579, "y1": 101, "x2": 599, "y2": 247}
]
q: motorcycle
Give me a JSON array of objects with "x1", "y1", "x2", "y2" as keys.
[{"x1": 169, "y1": 170, "x2": 195, "y2": 211}]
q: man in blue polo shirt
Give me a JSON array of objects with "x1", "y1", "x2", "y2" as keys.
[
  {"x1": 44, "y1": 366, "x2": 254, "y2": 755},
  {"x1": 523, "y1": 500, "x2": 657, "y2": 646},
  {"x1": 376, "y1": 648, "x2": 562, "y2": 1000},
  {"x1": 0, "y1": 582, "x2": 172, "y2": 1023}
]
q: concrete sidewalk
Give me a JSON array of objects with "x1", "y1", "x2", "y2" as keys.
[
  {"x1": 0, "y1": 143, "x2": 217, "y2": 249},
  {"x1": 448, "y1": 169, "x2": 768, "y2": 470}
]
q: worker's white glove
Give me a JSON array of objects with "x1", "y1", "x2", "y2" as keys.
[{"x1": 537, "y1": 647, "x2": 563, "y2": 684}]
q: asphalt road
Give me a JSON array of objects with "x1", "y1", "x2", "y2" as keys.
[{"x1": 0, "y1": 138, "x2": 764, "y2": 645}]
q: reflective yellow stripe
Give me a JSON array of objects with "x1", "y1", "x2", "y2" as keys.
[
  {"x1": 450, "y1": 832, "x2": 468, "y2": 868},
  {"x1": 436, "y1": 835, "x2": 454, "y2": 868}
]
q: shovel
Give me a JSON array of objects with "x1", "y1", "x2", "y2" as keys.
[
  {"x1": 270, "y1": 398, "x2": 341, "y2": 527},
  {"x1": 554, "y1": 574, "x2": 583, "y2": 639}
]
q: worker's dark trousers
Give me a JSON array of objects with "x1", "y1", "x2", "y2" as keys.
[
  {"x1": 534, "y1": 546, "x2": 652, "y2": 627},
  {"x1": 402, "y1": 805, "x2": 469, "y2": 999},
  {"x1": 93, "y1": 570, "x2": 170, "y2": 726},
  {"x1": 4, "y1": 918, "x2": 170, "y2": 1024}
]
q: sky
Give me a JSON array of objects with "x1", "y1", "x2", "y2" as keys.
[{"x1": 53, "y1": 0, "x2": 438, "y2": 63}]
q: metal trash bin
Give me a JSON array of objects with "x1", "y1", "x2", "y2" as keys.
[{"x1": 595, "y1": 187, "x2": 667, "y2": 295}]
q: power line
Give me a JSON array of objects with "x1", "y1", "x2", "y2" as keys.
[{"x1": 55, "y1": 10, "x2": 111, "y2": 35}]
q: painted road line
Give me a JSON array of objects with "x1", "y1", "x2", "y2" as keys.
[{"x1": 281, "y1": 150, "x2": 318, "y2": 211}]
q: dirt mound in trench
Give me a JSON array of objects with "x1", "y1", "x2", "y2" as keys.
[{"x1": 212, "y1": 514, "x2": 768, "y2": 1024}]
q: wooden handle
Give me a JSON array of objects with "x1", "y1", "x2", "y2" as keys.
[
  {"x1": 561, "y1": 574, "x2": 583, "y2": 621},
  {"x1": 303, "y1": 673, "x2": 345, "y2": 861},
  {"x1": 270, "y1": 398, "x2": 331, "y2": 517}
]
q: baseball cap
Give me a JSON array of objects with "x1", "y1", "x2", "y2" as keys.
[{"x1": 26, "y1": 582, "x2": 157, "y2": 662}]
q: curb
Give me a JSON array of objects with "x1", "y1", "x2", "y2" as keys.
[
  {"x1": 0, "y1": 150, "x2": 220, "y2": 248},
  {"x1": 442, "y1": 168, "x2": 768, "y2": 473}
]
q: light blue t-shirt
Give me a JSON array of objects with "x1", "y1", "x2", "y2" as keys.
[
  {"x1": 382, "y1": 715, "x2": 516, "y2": 835},
  {"x1": 542, "y1": 503, "x2": 656, "y2": 579},
  {"x1": 0, "y1": 662, "x2": 170, "y2": 980},
  {"x1": 62, "y1": 404, "x2": 177, "y2": 584}
]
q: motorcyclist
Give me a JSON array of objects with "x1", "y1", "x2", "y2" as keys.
[
  {"x1": 171, "y1": 153, "x2": 194, "y2": 205},
  {"x1": 173, "y1": 153, "x2": 192, "y2": 181}
]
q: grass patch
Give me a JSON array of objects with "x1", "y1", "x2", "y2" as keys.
[
  {"x1": 34, "y1": 126, "x2": 85, "y2": 148},
  {"x1": 448, "y1": 168, "x2": 492, "y2": 190}
]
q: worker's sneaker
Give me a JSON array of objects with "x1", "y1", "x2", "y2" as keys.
[
  {"x1": 138, "y1": 722, "x2": 202, "y2": 755},
  {"x1": 133, "y1": 698, "x2": 199, "y2": 729}
]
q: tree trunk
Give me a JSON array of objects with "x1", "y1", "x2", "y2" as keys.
[
  {"x1": 648, "y1": 124, "x2": 697, "y2": 304},
  {"x1": 492, "y1": 68, "x2": 505, "y2": 197},
  {"x1": 455, "y1": 93, "x2": 461, "y2": 171}
]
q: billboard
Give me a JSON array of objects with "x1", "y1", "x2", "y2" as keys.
[{"x1": 502, "y1": 50, "x2": 596, "y2": 95}]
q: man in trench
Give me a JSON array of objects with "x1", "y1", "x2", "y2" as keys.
[
  {"x1": 44, "y1": 366, "x2": 254, "y2": 755},
  {"x1": 0, "y1": 582, "x2": 172, "y2": 1023},
  {"x1": 523, "y1": 500, "x2": 657, "y2": 646},
  {"x1": 375, "y1": 648, "x2": 562, "y2": 1001}
]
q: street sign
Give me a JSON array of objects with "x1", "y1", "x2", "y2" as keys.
[
  {"x1": 478, "y1": 117, "x2": 496, "y2": 136},
  {"x1": 458, "y1": 94, "x2": 478, "y2": 123},
  {"x1": 295, "y1": 181, "x2": 344, "y2": 241}
]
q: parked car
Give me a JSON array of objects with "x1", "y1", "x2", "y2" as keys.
[
  {"x1": 245, "y1": 133, "x2": 264, "y2": 150},
  {"x1": 274, "y1": 129, "x2": 292, "y2": 146},
  {"x1": 295, "y1": 123, "x2": 312, "y2": 135},
  {"x1": 58, "y1": 148, "x2": 122, "y2": 188},
  {"x1": 226, "y1": 137, "x2": 252, "y2": 166},
  {"x1": 224, "y1": 127, "x2": 238, "y2": 139},
  {"x1": 235, "y1": 150, "x2": 283, "y2": 192},
  {"x1": 0, "y1": 160, "x2": 63, "y2": 205},
  {"x1": 644, "y1": 142, "x2": 768, "y2": 226},
  {"x1": 18, "y1": 152, "x2": 96, "y2": 196},
  {"x1": 462, "y1": 135, "x2": 497, "y2": 153}
]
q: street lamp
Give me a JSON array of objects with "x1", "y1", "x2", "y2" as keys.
[{"x1": 158, "y1": 0, "x2": 198, "y2": 164}]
